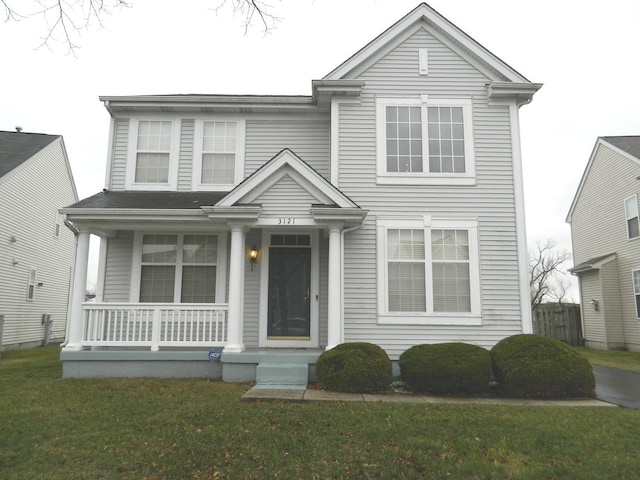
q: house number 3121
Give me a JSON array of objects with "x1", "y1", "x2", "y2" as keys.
[{"x1": 278, "y1": 218, "x2": 295, "y2": 225}]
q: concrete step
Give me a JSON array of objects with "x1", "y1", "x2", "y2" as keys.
[{"x1": 255, "y1": 363, "x2": 308, "y2": 390}]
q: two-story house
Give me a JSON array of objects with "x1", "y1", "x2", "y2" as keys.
[
  {"x1": 0, "y1": 130, "x2": 78, "y2": 352},
  {"x1": 567, "y1": 136, "x2": 640, "y2": 352},
  {"x1": 60, "y1": 3, "x2": 541, "y2": 383}
]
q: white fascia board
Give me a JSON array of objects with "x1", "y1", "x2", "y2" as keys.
[{"x1": 488, "y1": 82, "x2": 543, "y2": 106}]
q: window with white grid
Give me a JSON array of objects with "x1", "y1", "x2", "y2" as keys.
[
  {"x1": 135, "y1": 121, "x2": 172, "y2": 183},
  {"x1": 376, "y1": 97, "x2": 474, "y2": 185},
  {"x1": 387, "y1": 229, "x2": 426, "y2": 312},
  {"x1": 377, "y1": 218, "x2": 480, "y2": 324},
  {"x1": 138, "y1": 234, "x2": 219, "y2": 303},
  {"x1": 633, "y1": 270, "x2": 640, "y2": 318},
  {"x1": 201, "y1": 122, "x2": 237, "y2": 185}
]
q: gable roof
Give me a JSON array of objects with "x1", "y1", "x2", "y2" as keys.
[
  {"x1": 324, "y1": 2, "x2": 534, "y2": 85},
  {"x1": 566, "y1": 136, "x2": 640, "y2": 223},
  {"x1": 0, "y1": 131, "x2": 59, "y2": 178}
]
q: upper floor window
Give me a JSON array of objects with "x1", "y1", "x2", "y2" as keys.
[
  {"x1": 376, "y1": 217, "x2": 481, "y2": 325},
  {"x1": 625, "y1": 195, "x2": 639, "y2": 239},
  {"x1": 193, "y1": 119, "x2": 246, "y2": 191},
  {"x1": 126, "y1": 119, "x2": 179, "y2": 190},
  {"x1": 376, "y1": 97, "x2": 475, "y2": 185}
]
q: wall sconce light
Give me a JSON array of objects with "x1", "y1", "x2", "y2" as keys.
[
  {"x1": 11, "y1": 259, "x2": 19, "y2": 266},
  {"x1": 591, "y1": 299, "x2": 599, "y2": 311},
  {"x1": 9, "y1": 235, "x2": 17, "y2": 243},
  {"x1": 249, "y1": 246, "x2": 258, "y2": 271},
  {"x1": 37, "y1": 282, "x2": 44, "y2": 287}
]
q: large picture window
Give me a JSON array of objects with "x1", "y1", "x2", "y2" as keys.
[
  {"x1": 376, "y1": 97, "x2": 475, "y2": 185},
  {"x1": 377, "y1": 218, "x2": 480, "y2": 324},
  {"x1": 137, "y1": 234, "x2": 223, "y2": 303}
]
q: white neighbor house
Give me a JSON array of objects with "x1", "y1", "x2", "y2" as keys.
[
  {"x1": 0, "y1": 131, "x2": 78, "y2": 351},
  {"x1": 60, "y1": 3, "x2": 541, "y2": 384}
]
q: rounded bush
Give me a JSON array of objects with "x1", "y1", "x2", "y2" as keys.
[
  {"x1": 491, "y1": 334, "x2": 595, "y2": 398},
  {"x1": 399, "y1": 343, "x2": 492, "y2": 394},
  {"x1": 315, "y1": 342, "x2": 392, "y2": 393}
]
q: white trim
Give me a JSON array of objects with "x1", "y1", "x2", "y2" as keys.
[
  {"x1": 509, "y1": 103, "x2": 532, "y2": 333},
  {"x1": 125, "y1": 117, "x2": 180, "y2": 191},
  {"x1": 192, "y1": 118, "x2": 246, "y2": 192},
  {"x1": 375, "y1": 96, "x2": 476, "y2": 185},
  {"x1": 376, "y1": 217, "x2": 481, "y2": 325},
  {"x1": 258, "y1": 229, "x2": 320, "y2": 348},
  {"x1": 419, "y1": 48, "x2": 428, "y2": 75}
]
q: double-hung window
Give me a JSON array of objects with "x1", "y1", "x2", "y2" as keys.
[
  {"x1": 376, "y1": 96, "x2": 475, "y2": 185},
  {"x1": 26, "y1": 268, "x2": 37, "y2": 301},
  {"x1": 127, "y1": 119, "x2": 179, "y2": 190},
  {"x1": 135, "y1": 234, "x2": 226, "y2": 303},
  {"x1": 633, "y1": 270, "x2": 640, "y2": 318},
  {"x1": 625, "y1": 195, "x2": 639, "y2": 240},
  {"x1": 377, "y1": 217, "x2": 480, "y2": 324},
  {"x1": 193, "y1": 119, "x2": 245, "y2": 191}
]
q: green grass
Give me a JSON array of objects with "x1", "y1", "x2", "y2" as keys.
[
  {"x1": 574, "y1": 347, "x2": 640, "y2": 373},
  {"x1": 2, "y1": 347, "x2": 640, "y2": 479}
]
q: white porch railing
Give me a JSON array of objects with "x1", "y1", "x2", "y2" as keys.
[{"x1": 82, "y1": 303, "x2": 228, "y2": 350}]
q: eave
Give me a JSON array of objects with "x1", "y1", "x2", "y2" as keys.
[{"x1": 487, "y1": 82, "x2": 543, "y2": 107}]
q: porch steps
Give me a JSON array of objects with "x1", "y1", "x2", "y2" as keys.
[{"x1": 255, "y1": 363, "x2": 309, "y2": 390}]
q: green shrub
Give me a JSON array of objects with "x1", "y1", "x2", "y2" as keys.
[
  {"x1": 491, "y1": 334, "x2": 595, "y2": 398},
  {"x1": 315, "y1": 342, "x2": 392, "y2": 393},
  {"x1": 399, "y1": 343, "x2": 492, "y2": 394}
]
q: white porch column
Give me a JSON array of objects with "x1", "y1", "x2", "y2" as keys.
[
  {"x1": 64, "y1": 229, "x2": 91, "y2": 351},
  {"x1": 326, "y1": 226, "x2": 343, "y2": 350},
  {"x1": 225, "y1": 225, "x2": 246, "y2": 352}
]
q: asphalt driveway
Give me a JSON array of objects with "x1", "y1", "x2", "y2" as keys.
[{"x1": 592, "y1": 364, "x2": 640, "y2": 409}]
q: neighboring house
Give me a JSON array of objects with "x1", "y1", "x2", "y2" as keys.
[
  {"x1": 567, "y1": 136, "x2": 640, "y2": 352},
  {"x1": 0, "y1": 130, "x2": 78, "y2": 351},
  {"x1": 60, "y1": 3, "x2": 541, "y2": 382}
]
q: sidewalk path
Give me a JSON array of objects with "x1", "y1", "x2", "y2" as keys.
[
  {"x1": 242, "y1": 386, "x2": 613, "y2": 407},
  {"x1": 592, "y1": 365, "x2": 640, "y2": 409}
]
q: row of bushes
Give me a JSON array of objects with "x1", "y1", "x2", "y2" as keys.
[{"x1": 315, "y1": 335, "x2": 595, "y2": 398}]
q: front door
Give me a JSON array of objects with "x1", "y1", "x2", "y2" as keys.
[{"x1": 267, "y1": 247, "x2": 311, "y2": 339}]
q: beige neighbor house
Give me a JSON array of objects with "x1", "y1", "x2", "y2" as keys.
[
  {"x1": 0, "y1": 130, "x2": 78, "y2": 352},
  {"x1": 60, "y1": 3, "x2": 541, "y2": 384},
  {"x1": 568, "y1": 136, "x2": 640, "y2": 352}
]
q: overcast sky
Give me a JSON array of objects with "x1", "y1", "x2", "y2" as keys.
[{"x1": 2, "y1": 0, "x2": 639, "y2": 298}]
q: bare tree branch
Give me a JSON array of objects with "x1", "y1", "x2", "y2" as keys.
[
  {"x1": 213, "y1": 0, "x2": 281, "y2": 35},
  {"x1": 529, "y1": 240, "x2": 572, "y2": 307}
]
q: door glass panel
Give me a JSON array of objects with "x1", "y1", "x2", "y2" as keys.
[{"x1": 268, "y1": 247, "x2": 311, "y2": 339}]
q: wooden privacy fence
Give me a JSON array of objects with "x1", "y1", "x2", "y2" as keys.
[{"x1": 532, "y1": 303, "x2": 583, "y2": 346}]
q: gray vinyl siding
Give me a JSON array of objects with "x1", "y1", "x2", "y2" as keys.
[
  {"x1": 580, "y1": 271, "x2": 605, "y2": 343},
  {"x1": 571, "y1": 143, "x2": 640, "y2": 349},
  {"x1": 102, "y1": 231, "x2": 134, "y2": 302},
  {"x1": 178, "y1": 119, "x2": 194, "y2": 191},
  {"x1": 109, "y1": 118, "x2": 129, "y2": 191},
  {"x1": 0, "y1": 138, "x2": 76, "y2": 347},
  {"x1": 252, "y1": 175, "x2": 320, "y2": 219},
  {"x1": 337, "y1": 28, "x2": 523, "y2": 355},
  {"x1": 245, "y1": 117, "x2": 330, "y2": 179},
  {"x1": 601, "y1": 260, "x2": 624, "y2": 343},
  {"x1": 243, "y1": 229, "x2": 261, "y2": 347}
]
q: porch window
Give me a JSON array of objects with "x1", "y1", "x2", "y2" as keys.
[
  {"x1": 376, "y1": 97, "x2": 475, "y2": 185},
  {"x1": 139, "y1": 234, "x2": 218, "y2": 303},
  {"x1": 625, "y1": 195, "x2": 639, "y2": 240},
  {"x1": 377, "y1": 218, "x2": 481, "y2": 324}
]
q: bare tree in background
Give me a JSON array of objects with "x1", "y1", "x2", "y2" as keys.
[
  {"x1": 529, "y1": 240, "x2": 572, "y2": 308},
  {"x1": 1, "y1": 0, "x2": 279, "y2": 54}
]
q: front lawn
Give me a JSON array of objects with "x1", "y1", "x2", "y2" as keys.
[
  {"x1": 1, "y1": 347, "x2": 639, "y2": 479},
  {"x1": 575, "y1": 346, "x2": 640, "y2": 373}
]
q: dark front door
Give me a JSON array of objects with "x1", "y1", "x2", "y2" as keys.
[{"x1": 267, "y1": 247, "x2": 311, "y2": 339}]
